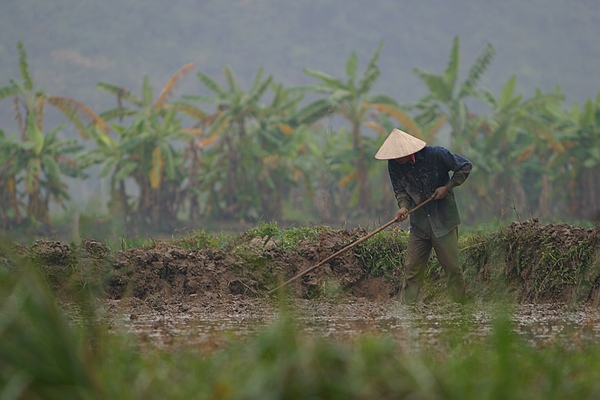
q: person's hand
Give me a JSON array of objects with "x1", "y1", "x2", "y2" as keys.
[
  {"x1": 432, "y1": 186, "x2": 449, "y2": 200},
  {"x1": 395, "y1": 206, "x2": 409, "y2": 222}
]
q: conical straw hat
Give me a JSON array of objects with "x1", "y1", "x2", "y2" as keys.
[{"x1": 374, "y1": 128, "x2": 426, "y2": 160}]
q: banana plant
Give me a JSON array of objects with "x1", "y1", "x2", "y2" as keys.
[
  {"x1": 303, "y1": 125, "x2": 359, "y2": 221},
  {"x1": 558, "y1": 92, "x2": 600, "y2": 169},
  {"x1": 249, "y1": 83, "x2": 332, "y2": 219},
  {"x1": 87, "y1": 64, "x2": 195, "y2": 229},
  {"x1": 0, "y1": 129, "x2": 21, "y2": 227},
  {"x1": 468, "y1": 76, "x2": 565, "y2": 219},
  {"x1": 0, "y1": 41, "x2": 98, "y2": 229},
  {"x1": 183, "y1": 66, "x2": 273, "y2": 218},
  {"x1": 0, "y1": 41, "x2": 108, "y2": 141},
  {"x1": 0, "y1": 119, "x2": 85, "y2": 228},
  {"x1": 412, "y1": 36, "x2": 495, "y2": 152},
  {"x1": 76, "y1": 124, "x2": 129, "y2": 222},
  {"x1": 547, "y1": 92, "x2": 600, "y2": 219},
  {"x1": 185, "y1": 76, "x2": 331, "y2": 220},
  {"x1": 303, "y1": 41, "x2": 398, "y2": 212}
]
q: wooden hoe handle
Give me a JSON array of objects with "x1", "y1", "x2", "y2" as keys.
[{"x1": 268, "y1": 196, "x2": 434, "y2": 294}]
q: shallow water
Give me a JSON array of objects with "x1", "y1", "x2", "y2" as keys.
[{"x1": 105, "y1": 298, "x2": 600, "y2": 350}]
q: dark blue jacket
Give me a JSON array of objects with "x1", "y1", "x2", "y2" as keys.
[{"x1": 387, "y1": 146, "x2": 472, "y2": 238}]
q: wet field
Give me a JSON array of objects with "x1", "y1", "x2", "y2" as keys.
[{"x1": 104, "y1": 298, "x2": 600, "y2": 350}]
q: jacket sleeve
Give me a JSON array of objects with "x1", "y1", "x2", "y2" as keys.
[{"x1": 441, "y1": 148, "x2": 472, "y2": 189}]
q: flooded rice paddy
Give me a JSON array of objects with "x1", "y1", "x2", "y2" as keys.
[{"x1": 104, "y1": 298, "x2": 600, "y2": 350}]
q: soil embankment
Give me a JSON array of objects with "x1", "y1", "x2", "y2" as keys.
[{"x1": 2, "y1": 219, "x2": 600, "y2": 306}]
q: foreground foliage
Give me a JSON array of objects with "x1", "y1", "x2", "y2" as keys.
[{"x1": 1, "y1": 246, "x2": 600, "y2": 399}]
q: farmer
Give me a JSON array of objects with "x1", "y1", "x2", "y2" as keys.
[{"x1": 375, "y1": 128, "x2": 472, "y2": 303}]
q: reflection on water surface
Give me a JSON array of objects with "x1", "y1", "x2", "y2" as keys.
[{"x1": 107, "y1": 298, "x2": 600, "y2": 350}]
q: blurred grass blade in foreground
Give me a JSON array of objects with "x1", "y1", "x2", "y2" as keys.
[{"x1": 0, "y1": 240, "x2": 98, "y2": 399}]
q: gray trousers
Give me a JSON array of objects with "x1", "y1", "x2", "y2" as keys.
[{"x1": 402, "y1": 227, "x2": 466, "y2": 302}]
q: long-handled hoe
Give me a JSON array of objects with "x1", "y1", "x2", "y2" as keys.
[{"x1": 268, "y1": 197, "x2": 434, "y2": 294}]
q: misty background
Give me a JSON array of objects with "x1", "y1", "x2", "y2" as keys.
[{"x1": 1, "y1": 0, "x2": 599, "y2": 230}]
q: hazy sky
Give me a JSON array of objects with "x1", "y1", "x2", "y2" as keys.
[
  {"x1": 1, "y1": 0, "x2": 599, "y2": 112},
  {"x1": 0, "y1": 0, "x2": 598, "y2": 214}
]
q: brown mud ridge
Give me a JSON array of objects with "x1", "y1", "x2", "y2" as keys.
[
  {"x1": 5, "y1": 219, "x2": 600, "y2": 306},
  {"x1": 491, "y1": 219, "x2": 600, "y2": 304}
]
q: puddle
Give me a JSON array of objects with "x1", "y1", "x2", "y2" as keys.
[{"x1": 100, "y1": 298, "x2": 600, "y2": 350}]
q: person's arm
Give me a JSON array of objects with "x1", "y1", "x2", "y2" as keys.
[
  {"x1": 441, "y1": 148, "x2": 472, "y2": 190},
  {"x1": 430, "y1": 148, "x2": 472, "y2": 200}
]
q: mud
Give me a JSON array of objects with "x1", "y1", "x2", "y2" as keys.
[
  {"x1": 101, "y1": 226, "x2": 397, "y2": 303},
  {"x1": 3, "y1": 219, "x2": 600, "y2": 306},
  {"x1": 496, "y1": 219, "x2": 600, "y2": 303},
  {"x1": 4, "y1": 219, "x2": 600, "y2": 349},
  {"x1": 94, "y1": 297, "x2": 600, "y2": 351}
]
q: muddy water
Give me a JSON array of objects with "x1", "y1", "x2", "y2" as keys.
[{"x1": 103, "y1": 297, "x2": 600, "y2": 350}]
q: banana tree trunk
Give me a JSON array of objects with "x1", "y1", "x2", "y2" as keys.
[
  {"x1": 537, "y1": 174, "x2": 550, "y2": 218},
  {"x1": 352, "y1": 122, "x2": 371, "y2": 211},
  {"x1": 119, "y1": 180, "x2": 128, "y2": 218},
  {"x1": 579, "y1": 165, "x2": 600, "y2": 220},
  {"x1": 224, "y1": 134, "x2": 237, "y2": 216}
]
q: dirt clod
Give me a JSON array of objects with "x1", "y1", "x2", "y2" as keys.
[{"x1": 3, "y1": 220, "x2": 600, "y2": 307}]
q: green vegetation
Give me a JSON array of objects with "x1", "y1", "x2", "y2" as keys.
[
  {"x1": 2, "y1": 239, "x2": 600, "y2": 399},
  {"x1": 2, "y1": 5, "x2": 600, "y2": 393},
  {"x1": 3, "y1": 220, "x2": 598, "y2": 304},
  {"x1": 0, "y1": 41, "x2": 107, "y2": 229},
  {"x1": 244, "y1": 221, "x2": 331, "y2": 251},
  {"x1": 354, "y1": 228, "x2": 409, "y2": 279},
  {"x1": 81, "y1": 65, "x2": 196, "y2": 231},
  {"x1": 1, "y1": 38, "x2": 600, "y2": 242},
  {"x1": 304, "y1": 40, "x2": 397, "y2": 212}
]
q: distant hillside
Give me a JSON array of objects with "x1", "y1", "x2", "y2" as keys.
[{"x1": 1, "y1": 0, "x2": 599, "y2": 130}]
